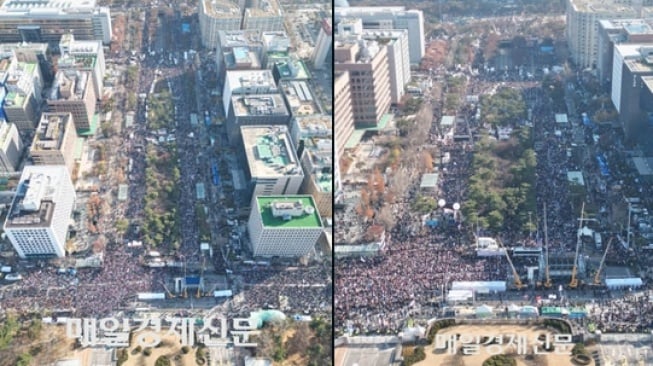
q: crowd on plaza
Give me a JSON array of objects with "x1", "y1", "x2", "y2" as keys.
[{"x1": 333, "y1": 61, "x2": 646, "y2": 335}]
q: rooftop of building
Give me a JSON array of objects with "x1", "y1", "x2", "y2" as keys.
[
  {"x1": 335, "y1": 6, "x2": 408, "y2": 14},
  {"x1": 224, "y1": 46, "x2": 261, "y2": 69},
  {"x1": 5, "y1": 166, "x2": 69, "y2": 228},
  {"x1": 0, "y1": 0, "x2": 105, "y2": 15},
  {"x1": 218, "y1": 30, "x2": 264, "y2": 49},
  {"x1": 294, "y1": 114, "x2": 332, "y2": 137},
  {"x1": 569, "y1": 0, "x2": 644, "y2": 14},
  {"x1": 274, "y1": 60, "x2": 310, "y2": 80},
  {"x1": 615, "y1": 43, "x2": 648, "y2": 58},
  {"x1": 58, "y1": 54, "x2": 97, "y2": 70},
  {"x1": 226, "y1": 69, "x2": 276, "y2": 90},
  {"x1": 48, "y1": 70, "x2": 91, "y2": 101},
  {"x1": 642, "y1": 75, "x2": 653, "y2": 93},
  {"x1": 0, "y1": 43, "x2": 48, "y2": 58},
  {"x1": 625, "y1": 57, "x2": 653, "y2": 73},
  {"x1": 280, "y1": 80, "x2": 320, "y2": 115},
  {"x1": 241, "y1": 125, "x2": 301, "y2": 178},
  {"x1": 0, "y1": 57, "x2": 36, "y2": 88},
  {"x1": 201, "y1": 0, "x2": 241, "y2": 18},
  {"x1": 334, "y1": 39, "x2": 383, "y2": 64},
  {"x1": 256, "y1": 195, "x2": 322, "y2": 228},
  {"x1": 0, "y1": 119, "x2": 15, "y2": 146},
  {"x1": 303, "y1": 141, "x2": 332, "y2": 193},
  {"x1": 261, "y1": 31, "x2": 290, "y2": 51},
  {"x1": 232, "y1": 94, "x2": 288, "y2": 117},
  {"x1": 244, "y1": 0, "x2": 281, "y2": 17},
  {"x1": 4, "y1": 91, "x2": 26, "y2": 108},
  {"x1": 31, "y1": 113, "x2": 72, "y2": 152}
]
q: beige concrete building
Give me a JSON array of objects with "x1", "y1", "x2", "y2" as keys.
[
  {"x1": 0, "y1": 119, "x2": 23, "y2": 173},
  {"x1": 334, "y1": 39, "x2": 391, "y2": 128},
  {"x1": 30, "y1": 113, "x2": 77, "y2": 177},
  {"x1": 334, "y1": 71, "x2": 354, "y2": 158},
  {"x1": 240, "y1": 125, "x2": 303, "y2": 198},
  {"x1": 0, "y1": 0, "x2": 112, "y2": 44},
  {"x1": 242, "y1": 0, "x2": 284, "y2": 33},
  {"x1": 199, "y1": 0, "x2": 242, "y2": 48},
  {"x1": 199, "y1": 0, "x2": 283, "y2": 48},
  {"x1": 299, "y1": 138, "x2": 332, "y2": 220},
  {"x1": 565, "y1": 0, "x2": 653, "y2": 69},
  {"x1": 312, "y1": 19, "x2": 332, "y2": 70},
  {"x1": 46, "y1": 70, "x2": 97, "y2": 132}
]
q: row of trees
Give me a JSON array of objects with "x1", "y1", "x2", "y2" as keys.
[
  {"x1": 142, "y1": 91, "x2": 181, "y2": 249},
  {"x1": 480, "y1": 87, "x2": 527, "y2": 128},
  {"x1": 462, "y1": 130, "x2": 537, "y2": 234}
]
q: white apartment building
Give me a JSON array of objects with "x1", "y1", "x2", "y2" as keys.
[
  {"x1": 247, "y1": 195, "x2": 323, "y2": 257},
  {"x1": 4, "y1": 165, "x2": 76, "y2": 258}
]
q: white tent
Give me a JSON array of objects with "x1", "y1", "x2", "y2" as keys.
[
  {"x1": 475, "y1": 305, "x2": 493, "y2": 317},
  {"x1": 507, "y1": 304, "x2": 521, "y2": 313},
  {"x1": 446, "y1": 290, "x2": 473, "y2": 302},
  {"x1": 401, "y1": 326, "x2": 426, "y2": 342},
  {"x1": 605, "y1": 278, "x2": 643, "y2": 289},
  {"x1": 451, "y1": 281, "x2": 506, "y2": 293},
  {"x1": 520, "y1": 306, "x2": 539, "y2": 316}
]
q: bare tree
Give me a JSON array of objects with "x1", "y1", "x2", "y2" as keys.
[
  {"x1": 376, "y1": 205, "x2": 396, "y2": 229},
  {"x1": 286, "y1": 322, "x2": 312, "y2": 356}
]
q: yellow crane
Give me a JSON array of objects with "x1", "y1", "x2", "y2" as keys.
[
  {"x1": 569, "y1": 202, "x2": 585, "y2": 289},
  {"x1": 593, "y1": 237, "x2": 613, "y2": 286},
  {"x1": 498, "y1": 238, "x2": 527, "y2": 290}
]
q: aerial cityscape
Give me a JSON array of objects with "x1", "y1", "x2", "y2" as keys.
[
  {"x1": 0, "y1": 0, "x2": 333, "y2": 365},
  {"x1": 334, "y1": 0, "x2": 653, "y2": 366}
]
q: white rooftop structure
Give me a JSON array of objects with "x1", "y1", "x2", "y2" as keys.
[{"x1": 555, "y1": 113, "x2": 568, "y2": 124}]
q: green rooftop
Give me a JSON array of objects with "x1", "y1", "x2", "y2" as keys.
[
  {"x1": 77, "y1": 114, "x2": 99, "y2": 136},
  {"x1": 5, "y1": 92, "x2": 26, "y2": 107},
  {"x1": 257, "y1": 195, "x2": 322, "y2": 228}
]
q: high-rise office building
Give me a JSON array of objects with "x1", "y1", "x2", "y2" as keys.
[
  {"x1": 240, "y1": 125, "x2": 303, "y2": 198},
  {"x1": 334, "y1": 71, "x2": 354, "y2": 158},
  {"x1": 247, "y1": 195, "x2": 323, "y2": 257},
  {"x1": 334, "y1": 39, "x2": 391, "y2": 128},
  {"x1": 337, "y1": 20, "x2": 410, "y2": 104},
  {"x1": 199, "y1": 0, "x2": 283, "y2": 48},
  {"x1": 46, "y1": 70, "x2": 97, "y2": 132},
  {"x1": 0, "y1": 0, "x2": 112, "y2": 44},
  {"x1": 335, "y1": 6, "x2": 424, "y2": 64},
  {"x1": 30, "y1": 113, "x2": 78, "y2": 177},
  {"x1": 0, "y1": 119, "x2": 23, "y2": 173},
  {"x1": 4, "y1": 165, "x2": 76, "y2": 259},
  {"x1": 565, "y1": 0, "x2": 653, "y2": 69},
  {"x1": 312, "y1": 19, "x2": 333, "y2": 70}
]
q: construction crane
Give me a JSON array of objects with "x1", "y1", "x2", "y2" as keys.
[
  {"x1": 498, "y1": 238, "x2": 527, "y2": 290},
  {"x1": 593, "y1": 237, "x2": 613, "y2": 286},
  {"x1": 569, "y1": 202, "x2": 585, "y2": 289},
  {"x1": 162, "y1": 282, "x2": 176, "y2": 298},
  {"x1": 543, "y1": 203, "x2": 552, "y2": 288}
]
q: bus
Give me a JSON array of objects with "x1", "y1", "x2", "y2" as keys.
[
  {"x1": 211, "y1": 162, "x2": 219, "y2": 186},
  {"x1": 511, "y1": 247, "x2": 542, "y2": 257}
]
